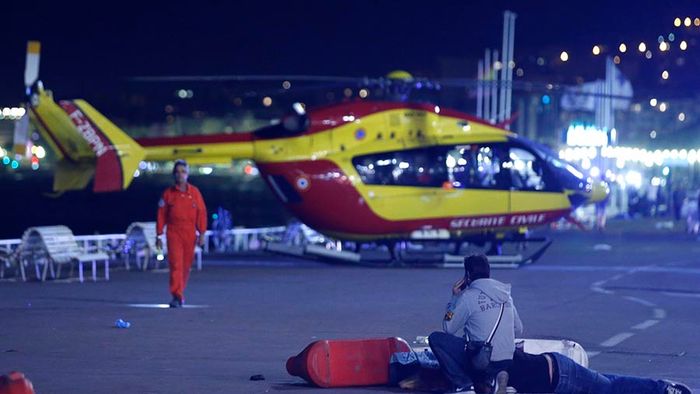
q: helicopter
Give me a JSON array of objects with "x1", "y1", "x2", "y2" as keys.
[{"x1": 20, "y1": 41, "x2": 608, "y2": 263}]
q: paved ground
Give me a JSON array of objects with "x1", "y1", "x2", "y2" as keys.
[{"x1": 1, "y1": 220, "x2": 699, "y2": 393}]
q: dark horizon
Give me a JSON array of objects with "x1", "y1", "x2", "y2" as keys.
[{"x1": 2, "y1": 0, "x2": 700, "y2": 105}]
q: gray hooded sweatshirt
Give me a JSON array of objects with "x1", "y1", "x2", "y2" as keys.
[{"x1": 442, "y1": 278, "x2": 523, "y2": 362}]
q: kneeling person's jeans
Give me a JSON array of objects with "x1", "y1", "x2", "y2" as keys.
[{"x1": 429, "y1": 332, "x2": 512, "y2": 389}]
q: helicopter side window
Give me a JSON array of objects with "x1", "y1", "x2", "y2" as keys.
[
  {"x1": 352, "y1": 148, "x2": 447, "y2": 187},
  {"x1": 444, "y1": 144, "x2": 510, "y2": 190},
  {"x1": 479, "y1": 145, "x2": 511, "y2": 189},
  {"x1": 445, "y1": 147, "x2": 474, "y2": 188}
]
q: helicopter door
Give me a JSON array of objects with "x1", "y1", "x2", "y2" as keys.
[
  {"x1": 444, "y1": 144, "x2": 510, "y2": 219},
  {"x1": 505, "y1": 145, "x2": 569, "y2": 224}
]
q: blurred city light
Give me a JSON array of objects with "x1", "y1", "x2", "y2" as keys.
[
  {"x1": 559, "y1": 51, "x2": 569, "y2": 62},
  {"x1": 638, "y1": 42, "x2": 646, "y2": 52},
  {"x1": 359, "y1": 88, "x2": 369, "y2": 98},
  {"x1": 680, "y1": 40, "x2": 688, "y2": 50},
  {"x1": 244, "y1": 164, "x2": 259, "y2": 176},
  {"x1": 581, "y1": 158, "x2": 591, "y2": 170},
  {"x1": 659, "y1": 102, "x2": 668, "y2": 112},
  {"x1": 650, "y1": 130, "x2": 657, "y2": 139},
  {"x1": 674, "y1": 17, "x2": 682, "y2": 27},
  {"x1": 262, "y1": 96, "x2": 272, "y2": 107},
  {"x1": 35, "y1": 146, "x2": 46, "y2": 159},
  {"x1": 661, "y1": 70, "x2": 669, "y2": 80},
  {"x1": 282, "y1": 80, "x2": 291, "y2": 89},
  {"x1": 565, "y1": 124, "x2": 608, "y2": 147},
  {"x1": 659, "y1": 41, "x2": 669, "y2": 51},
  {"x1": 649, "y1": 98, "x2": 657, "y2": 107},
  {"x1": 678, "y1": 112, "x2": 686, "y2": 121},
  {"x1": 592, "y1": 45, "x2": 601, "y2": 55},
  {"x1": 618, "y1": 43, "x2": 627, "y2": 53},
  {"x1": 684, "y1": 17, "x2": 691, "y2": 27},
  {"x1": 625, "y1": 171, "x2": 642, "y2": 189},
  {"x1": 0, "y1": 107, "x2": 27, "y2": 120}
]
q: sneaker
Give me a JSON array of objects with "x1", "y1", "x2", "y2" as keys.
[
  {"x1": 169, "y1": 296, "x2": 181, "y2": 308},
  {"x1": 664, "y1": 380, "x2": 691, "y2": 394},
  {"x1": 493, "y1": 371, "x2": 509, "y2": 394}
]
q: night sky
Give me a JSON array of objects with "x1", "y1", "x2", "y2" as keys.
[{"x1": 2, "y1": 0, "x2": 698, "y2": 104}]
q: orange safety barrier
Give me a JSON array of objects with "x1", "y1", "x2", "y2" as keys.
[
  {"x1": 286, "y1": 337, "x2": 410, "y2": 388},
  {"x1": 0, "y1": 372, "x2": 35, "y2": 394}
]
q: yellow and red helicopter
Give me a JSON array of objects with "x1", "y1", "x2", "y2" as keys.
[{"x1": 20, "y1": 41, "x2": 607, "y2": 262}]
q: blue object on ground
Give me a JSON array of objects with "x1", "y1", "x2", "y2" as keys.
[{"x1": 115, "y1": 319, "x2": 131, "y2": 329}]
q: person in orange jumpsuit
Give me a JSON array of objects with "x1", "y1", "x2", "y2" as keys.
[{"x1": 156, "y1": 160, "x2": 208, "y2": 308}]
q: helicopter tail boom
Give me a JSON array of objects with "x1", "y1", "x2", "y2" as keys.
[{"x1": 29, "y1": 86, "x2": 146, "y2": 192}]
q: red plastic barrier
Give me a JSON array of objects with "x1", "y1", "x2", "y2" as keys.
[
  {"x1": 286, "y1": 337, "x2": 411, "y2": 388},
  {"x1": 0, "y1": 372, "x2": 35, "y2": 394}
]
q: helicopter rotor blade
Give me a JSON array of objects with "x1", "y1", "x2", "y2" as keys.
[{"x1": 128, "y1": 74, "x2": 375, "y2": 84}]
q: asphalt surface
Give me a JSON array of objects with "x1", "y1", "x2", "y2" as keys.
[{"x1": 1, "y1": 220, "x2": 699, "y2": 393}]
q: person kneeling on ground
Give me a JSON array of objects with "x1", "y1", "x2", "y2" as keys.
[{"x1": 429, "y1": 254, "x2": 523, "y2": 394}]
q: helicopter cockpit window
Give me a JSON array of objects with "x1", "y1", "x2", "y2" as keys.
[
  {"x1": 352, "y1": 148, "x2": 447, "y2": 187},
  {"x1": 507, "y1": 147, "x2": 547, "y2": 191},
  {"x1": 549, "y1": 157, "x2": 587, "y2": 191}
]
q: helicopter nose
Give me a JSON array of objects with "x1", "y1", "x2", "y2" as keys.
[{"x1": 588, "y1": 180, "x2": 609, "y2": 204}]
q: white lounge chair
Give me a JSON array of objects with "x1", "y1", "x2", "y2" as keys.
[{"x1": 20, "y1": 226, "x2": 110, "y2": 282}]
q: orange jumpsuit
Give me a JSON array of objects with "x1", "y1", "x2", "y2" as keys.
[{"x1": 156, "y1": 183, "x2": 207, "y2": 300}]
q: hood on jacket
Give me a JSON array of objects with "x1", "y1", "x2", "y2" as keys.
[{"x1": 469, "y1": 278, "x2": 511, "y2": 303}]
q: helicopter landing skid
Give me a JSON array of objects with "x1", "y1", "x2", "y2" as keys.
[
  {"x1": 265, "y1": 237, "x2": 551, "y2": 268},
  {"x1": 443, "y1": 237, "x2": 552, "y2": 269}
]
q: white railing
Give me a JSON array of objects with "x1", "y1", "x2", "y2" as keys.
[
  {"x1": 74, "y1": 234, "x2": 126, "y2": 253},
  {"x1": 209, "y1": 226, "x2": 287, "y2": 253},
  {"x1": 0, "y1": 226, "x2": 288, "y2": 255},
  {"x1": 0, "y1": 239, "x2": 21, "y2": 252}
]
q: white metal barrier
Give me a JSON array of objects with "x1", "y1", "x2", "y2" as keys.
[
  {"x1": 215, "y1": 226, "x2": 287, "y2": 253},
  {"x1": 0, "y1": 225, "x2": 288, "y2": 281}
]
